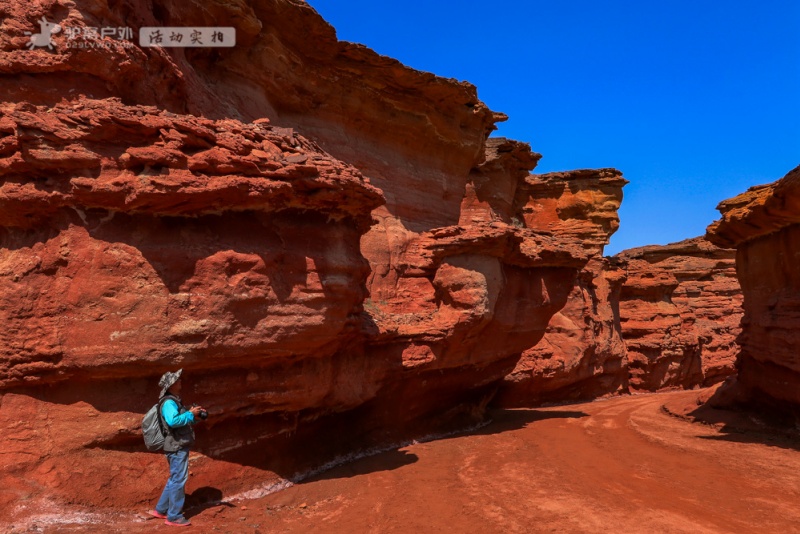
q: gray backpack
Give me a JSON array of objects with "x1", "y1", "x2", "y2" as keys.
[{"x1": 142, "y1": 396, "x2": 173, "y2": 451}]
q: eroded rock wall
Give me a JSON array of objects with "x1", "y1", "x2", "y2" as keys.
[
  {"x1": 496, "y1": 169, "x2": 629, "y2": 406},
  {"x1": 0, "y1": 96, "x2": 386, "y2": 510},
  {"x1": 614, "y1": 237, "x2": 742, "y2": 391},
  {"x1": 706, "y1": 165, "x2": 800, "y2": 415},
  {"x1": 352, "y1": 137, "x2": 602, "y2": 444},
  {"x1": 0, "y1": 0, "x2": 626, "y2": 516},
  {"x1": 0, "y1": 0, "x2": 751, "y2": 519}
]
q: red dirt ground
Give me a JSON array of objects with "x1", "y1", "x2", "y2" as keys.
[{"x1": 11, "y1": 388, "x2": 800, "y2": 533}]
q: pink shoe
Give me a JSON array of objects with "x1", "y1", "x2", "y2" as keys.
[
  {"x1": 165, "y1": 517, "x2": 192, "y2": 527},
  {"x1": 148, "y1": 509, "x2": 167, "y2": 519}
]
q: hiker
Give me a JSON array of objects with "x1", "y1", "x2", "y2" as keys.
[{"x1": 149, "y1": 369, "x2": 206, "y2": 527}]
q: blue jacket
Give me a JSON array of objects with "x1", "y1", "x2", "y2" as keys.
[
  {"x1": 159, "y1": 395, "x2": 195, "y2": 452},
  {"x1": 161, "y1": 398, "x2": 195, "y2": 427}
]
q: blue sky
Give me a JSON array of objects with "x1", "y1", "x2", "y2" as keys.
[{"x1": 305, "y1": 1, "x2": 799, "y2": 255}]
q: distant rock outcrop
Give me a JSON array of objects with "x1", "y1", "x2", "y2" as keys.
[
  {"x1": 706, "y1": 165, "x2": 800, "y2": 416},
  {"x1": 614, "y1": 237, "x2": 742, "y2": 391},
  {"x1": 498, "y1": 231, "x2": 741, "y2": 407}
]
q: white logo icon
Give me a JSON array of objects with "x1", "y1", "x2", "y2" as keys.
[{"x1": 24, "y1": 17, "x2": 62, "y2": 50}]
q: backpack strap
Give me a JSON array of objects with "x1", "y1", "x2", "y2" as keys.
[{"x1": 157, "y1": 394, "x2": 178, "y2": 437}]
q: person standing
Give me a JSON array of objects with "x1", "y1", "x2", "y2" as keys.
[{"x1": 149, "y1": 369, "x2": 205, "y2": 527}]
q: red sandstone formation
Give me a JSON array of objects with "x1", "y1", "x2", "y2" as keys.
[
  {"x1": 0, "y1": 0, "x2": 753, "y2": 525},
  {"x1": 500, "y1": 232, "x2": 742, "y2": 406},
  {"x1": 358, "y1": 139, "x2": 615, "y2": 423},
  {"x1": 495, "y1": 169, "x2": 629, "y2": 406},
  {"x1": 706, "y1": 165, "x2": 800, "y2": 414},
  {"x1": 513, "y1": 169, "x2": 628, "y2": 255},
  {"x1": 0, "y1": 97, "x2": 385, "y2": 510},
  {"x1": 0, "y1": 0, "x2": 630, "y2": 519},
  {"x1": 614, "y1": 237, "x2": 742, "y2": 391},
  {"x1": 497, "y1": 257, "x2": 629, "y2": 405},
  {"x1": 0, "y1": 98, "x2": 383, "y2": 385}
]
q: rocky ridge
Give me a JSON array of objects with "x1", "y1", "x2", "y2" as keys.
[{"x1": 496, "y1": 168, "x2": 629, "y2": 406}]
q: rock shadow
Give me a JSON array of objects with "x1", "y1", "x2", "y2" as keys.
[
  {"x1": 299, "y1": 449, "x2": 419, "y2": 483},
  {"x1": 86, "y1": 210, "x2": 312, "y2": 301},
  {"x1": 696, "y1": 429, "x2": 800, "y2": 452},
  {"x1": 689, "y1": 403, "x2": 800, "y2": 452},
  {"x1": 287, "y1": 407, "x2": 586, "y2": 485},
  {"x1": 481, "y1": 407, "x2": 589, "y2": 434},
  {"x1": 184, "y1": 487, "x2": 235, "y2": 519},
  {"x1": 677, "y1": 384, "x2": 800, "y2": 452}
]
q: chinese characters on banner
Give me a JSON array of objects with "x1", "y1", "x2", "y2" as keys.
[{"x1": 139, "y1": 27, "x2": 236, "y2": 47}]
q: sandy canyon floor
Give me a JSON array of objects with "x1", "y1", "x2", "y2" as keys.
[{"x1": 17, "y1": 388, "x2": 800, "y2": 533}]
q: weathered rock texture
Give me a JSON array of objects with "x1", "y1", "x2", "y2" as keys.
[
  {"x1": 0, "y1": 0, "x2": 755, "y2": 522},
  {"x1": 706, "y1": 164, "x2": 800, "y2": 415},
  {"x1": 0, "y1": 0, "x2": 631, "y2": 518},
  {"x1": 0, "y1": 0, "x2": 754, "y2": 522},
  {"x1": 0, "y1": 97, "x2": 386, "y2": 510},
  {"x1": 614, "y1": 237, "x2": 742, "y2": 391},
  {"x1": 495, "y1": 170, "x2": 629, "y2": 406}
]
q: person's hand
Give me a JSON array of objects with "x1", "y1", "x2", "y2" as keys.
[{"x1": 190, "y1": 405, "x2": 205, "y2": 417}]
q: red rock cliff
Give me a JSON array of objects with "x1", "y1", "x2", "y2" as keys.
[
  {"x1": 0, "y1": 96, "x2": 385, "y2": 508},
  {"x1": 495, "y1": 169, "x2": 629, "y2": 406},
  {"x1": 0, "y1": 0, "x2": 628, "y2": 518},
  {"x1": 706, "y1": 165, "x2": 800, "y2": 415},
  {"x1": 614, "y1": 237, "x2": 742, "y2": 391}
]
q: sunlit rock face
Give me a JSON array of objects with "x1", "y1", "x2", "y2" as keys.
[
  {"x1": 706, "y1": 165, "x2": 800, "y2": 415},
  {"x1": 495, "y1": 169, "x2": 629, "y2": 406},
  {"x1": 0, "y1": 0, "x2": 628, "y2": 515},
  {"x1": 0, "y1": 0, "x2": 749, "y2": 519},
  {"x1": 614, "y1": 237, "x2": 742, "y2": 391},
  {"x1": 0, "y1": 99, "x2": 384, "y2": 387},
  {"x1": 0, "y1": 97, "x2": 384, "y2": 509}
]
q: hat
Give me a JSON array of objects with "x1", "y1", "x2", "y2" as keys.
[{"x1": 158, "y1": 369, "x2": 183, "y2": 397}]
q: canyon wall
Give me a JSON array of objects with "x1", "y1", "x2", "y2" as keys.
[
  {"x1": 614, "y1": 237, "x2": 742, "y2": 391},
  {"x1": 498, "y1": 232, "x2": 741, "y2": 407},
  {"x1": 0, "y1": 0, "x2": 750, "y2": 520},
  {"x1": 0, "y1": 0, "x2": 626, "y2": 516},
  {"x1": 0, "y1": 96, "x2": 387, "y2": 511},
  {"x1": 706, "y1": 165, "x2": 800, "y2": 416},
  {"x1": 494, "y1": 176, "x2": 742, "y2": 406}
]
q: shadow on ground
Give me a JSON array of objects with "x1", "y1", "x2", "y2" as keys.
[
  {"x1": 661, "y1": 384, "x2": 800, "y2": 452},
  {"x1": 302, "y1": 408, "x2": 588, "y2": 484},
  {"x1": 185, "y1": 486, "x2": 235, "y2": 519},
  {"x1": 689, "y1": 403, "x2": 800, "y2": 452}
]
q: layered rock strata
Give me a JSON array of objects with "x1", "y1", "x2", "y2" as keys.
[
  {"x1": 0, "y1": 0, "x2": 629, "y2": 516},
  {"x1": 0, "y1": 96, "x2": 385, "y2": 509},
  {"x1": 614, "y1": 237, "x2": 742, "y2": 391},
  {"x1": 706, "y1": 165, "x2": 800, "y2": 415},
  {"x1": 495, "y1": 169, "x2": 629, "y2": 406}
]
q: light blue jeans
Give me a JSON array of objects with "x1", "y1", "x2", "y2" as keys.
[{"x1": 155, "y1": 447, "x2": 190, "y2": 521}]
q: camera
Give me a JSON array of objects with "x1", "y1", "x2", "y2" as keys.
[{"x1": 192, "y1": 403, "x2": 208, "y2": 420}]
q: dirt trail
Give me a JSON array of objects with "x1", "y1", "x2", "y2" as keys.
[{"x1": 24, "y1": 389, "x2": 800, "y2": 533}]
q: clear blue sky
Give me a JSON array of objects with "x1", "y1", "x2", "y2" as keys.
[{"x1": 306, "y1": 1, "x2": 800, "y2": 255}]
